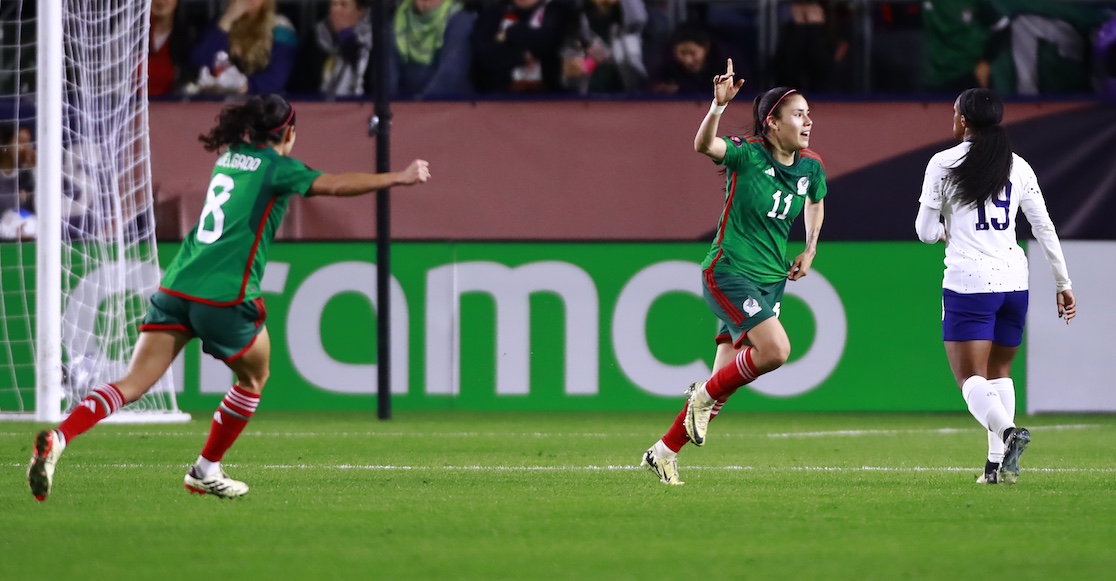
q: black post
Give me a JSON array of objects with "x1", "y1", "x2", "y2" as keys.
[{"x1": 371, "y1": 0, "x2": 392, "y2": 421}]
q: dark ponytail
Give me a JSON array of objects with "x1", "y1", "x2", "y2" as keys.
[
  {"x1": 198, "y1": 94, "x2": 297, "y2": 152},
  {"x1": 949, "y1": 88, "x2": 1012, "y2": 208}
]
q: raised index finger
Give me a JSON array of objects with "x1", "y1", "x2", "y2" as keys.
[{"x1": 726, "y1": 58, "x2": 734, "y2": 76}]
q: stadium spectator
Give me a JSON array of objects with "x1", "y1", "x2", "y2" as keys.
[
  {"x1": 638, "y1": 0, "x2": 671, "y2": 76},
  {"x1": 650, "y1": 22, "x2": 725, "y2": 95},
  {"x1": 189, "y1": 0, "x2": 299, "y2": 95},
  {"x1": 148, "y1": 0, "x2": 199, "y2": 97},
  {"x1": 0, "y1": 123, "x2": 36, "y2": 240},
  {"x1": 923, "y1": 0, "x2": 1108, "y2": 95},
  {"x1": 471, "y1": 0, "x2": 575, "y2": 94},
  {"x1": 16, "y1": 124, "x2": 33, "y2": 170},
  {"x1": 870, "y1": 1, "x2": 923, "y2": 92},
  {"x1": 26, "y1": 94, "x2": 432, "y2": 502},
  {"x1": 915, "y1": 88, "x2": 1074, "y2": 484},
  {"x1": 642, "y1": 68, "x2": 827, "y2": 485},
  {"x1": 313, "y1": 0, "x2": 374, "y2": 97},
  {"x1": 561, "y1": 0, "x2": 648, "y2": 94},
  {"x1": 771, "y1": 0, "x2": 852, "y2": 93},
  {"x1": 393, "y1": 0, "x2": 476, "y2": 98}
]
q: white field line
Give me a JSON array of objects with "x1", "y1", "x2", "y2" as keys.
[
  {"x1": 0, "y1": 424, "x2": 1103, "y2": 439},
  {"x1": 764, "y1": 424, "x2": 1102, "y2": 438},
  {"x1": 4, "y1": 462, "x2": 1116, "y2": 474}
]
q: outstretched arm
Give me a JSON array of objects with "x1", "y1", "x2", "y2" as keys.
[
  {"x1": 789, "y1": 198, "x2": 824, "y2": 281},
  {"x1": 309, "y1": 159, "x2": 430, "y2": 197},
  {"x1": 694, "y1": 58, "x2": 745, "y2": 161}
]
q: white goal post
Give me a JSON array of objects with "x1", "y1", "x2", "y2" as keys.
[{"x1": 0, "y1": 0, "x2": 188, "y2": 423}]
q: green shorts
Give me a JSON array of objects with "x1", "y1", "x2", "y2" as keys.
[
  {"x1": 702, "y1": 270, "x2": 786, "y2": 348},
  {"x1": 140, "y1": 291, "x2": 267, "y2": 361}
]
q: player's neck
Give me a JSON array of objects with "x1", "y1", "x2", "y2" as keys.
[{"x1": 770, "y1": 145, "x2": 795, "y2": 166}]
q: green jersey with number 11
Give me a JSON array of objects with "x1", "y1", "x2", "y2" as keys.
[
  {"x1": 160, "y1": 143, "x2": 323, "y2": 305},
  {"x1": 702, "y1": 136, "x2": 827, "y2": 283}
]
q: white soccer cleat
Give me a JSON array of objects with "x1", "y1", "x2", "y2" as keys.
[
  {"x1": 184, "y1": 466, "x2": 250, "y2": 498},
  {"x1": 641, "y1": 448, "x2": 684, "y2": 485},
  {"x1": 27, "y1": 429, "x2": 66, "y2": 502},
  {"x1": 683, "y1": 381, "x2": 714, "y2": 447},
  {"x1": 976, "y1": 471, "x2": 999, "y2": 484}
]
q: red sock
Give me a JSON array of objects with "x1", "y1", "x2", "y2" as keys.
[
  {"x1": 660, "y1": 399, "x2": 731, "y2": 453},
  {"x1": 57, "y1": 384, "x2": 125, "y2": 443},
  {"x1": 662, "y1": 405, "x2": 690, "y2": 452},
  {"x1": 200, "y1": 385, "x2": 260, "y2": 462},
  {"x1": 705, "y1": 347, "x2": 759, "y2": 401}
]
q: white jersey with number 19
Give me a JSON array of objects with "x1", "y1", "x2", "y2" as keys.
[{"x1": 919, "y1": 141, "x2": 1071, "y2": 294}]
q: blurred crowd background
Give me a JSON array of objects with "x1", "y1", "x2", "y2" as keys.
[
  {"x1": 1, "y1": 0, "x2": 1115, "y2": 242},
  {"x1": 3, "y1": 0, "x2": 1115, "y2": 101}
]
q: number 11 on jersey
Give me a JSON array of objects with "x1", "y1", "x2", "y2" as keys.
[{"x1": 767, "y1": 190, "x2": 792, "y2": 220}]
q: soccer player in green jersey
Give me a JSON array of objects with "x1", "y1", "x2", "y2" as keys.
[
  {"x1": 28, "y1": 94, "x2": 431, "y2": 501},
  {"x1": 642, "y1": 60, "x2": 827, "y2": 485}
]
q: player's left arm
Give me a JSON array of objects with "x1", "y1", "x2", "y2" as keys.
[{"x1": 789, "y1": 197, "x2": 823, "y2": 281}]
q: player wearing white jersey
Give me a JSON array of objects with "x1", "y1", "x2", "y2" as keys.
[
  {"x1": 920, "y1": 146, "x2": 1066, "y2": 294},
  {"x1": 915, "y1": 88, "x2": 1076, "y2": 486}
]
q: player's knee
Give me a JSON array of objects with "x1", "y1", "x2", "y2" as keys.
[
  {"x1": 237, "y1": 369, "x2": 270, "y2": 393},
  {"x1": 754, "y1": 341, "x2": 791, "y2": 372},
  {"x1": 769, "y1": 342, "x2": 791, "y2": 369}
]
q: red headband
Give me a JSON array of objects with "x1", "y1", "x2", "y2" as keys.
[
  {"x1": 270, "y1": 104, "x2": 296, "y2": 133},
  {"x1": 763, "y1": 89, "x2": 798, "y2": 126}
]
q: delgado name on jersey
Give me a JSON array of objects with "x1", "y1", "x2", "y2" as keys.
[{"x1": 215, "y1": 151, "x2": 263, "y2": 172}]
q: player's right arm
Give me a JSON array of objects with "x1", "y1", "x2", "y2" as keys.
[
  {"x1": 915, "y1": 153, "x2": 947, "y2": 244},
  {"x1": 309, "y1": 159, "x2": 431, "y2": 197},
  {"x1": 694, "y1": 58, "x2": 745, "y2": 162}
]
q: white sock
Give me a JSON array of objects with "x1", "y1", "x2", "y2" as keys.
[
  {"x1": 962, "y1": 376, "x2": 1013, "y2": 440},
  {"x1": 986, "y1": 430, "x2": 1004, "y2": 463},
  {"x1": 989, "y1": 378, "x2": 1016, "y2": 421},
  {"x1": 985, "y1": 378, "x2": 1016, "y2": 462},
  {"x1": 652, "y1": 440, "x2": 676, "y2": 459},
  {"x1": 195, "y1": 456, "x2": 220, "y2": 478}
]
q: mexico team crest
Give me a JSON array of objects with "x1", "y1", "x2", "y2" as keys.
[
  {"x1": 797, "y1": 176, "x2": 810, "y2": 197},
  {"x1": 742, "y1": 297, "x2": 762, "y2": 317}
]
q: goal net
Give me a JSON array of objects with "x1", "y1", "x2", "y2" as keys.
[{"x1": 0, "y1": 0, "x2": 188, "y2": 422}]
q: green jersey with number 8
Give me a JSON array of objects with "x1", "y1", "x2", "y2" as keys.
[
  {"x1": 702, "y1": 135, "x2": 827, "y2": 283},
  {"x1": 159, "y1": 143, "x2": 323, "y2": 305}
]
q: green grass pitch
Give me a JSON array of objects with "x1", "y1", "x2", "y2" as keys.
[{"x1": 3, "y1": 412, "x2": 1115, "y2": 580}]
